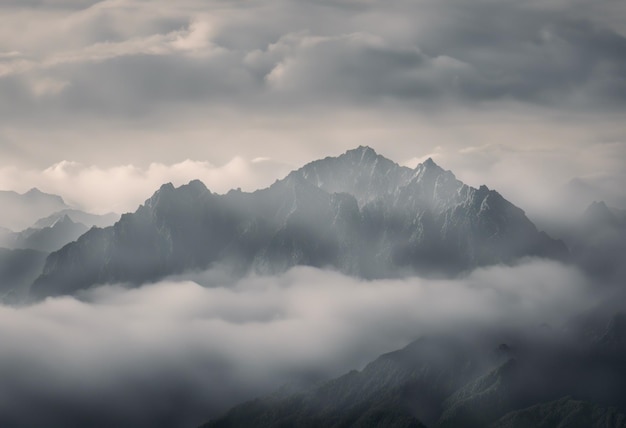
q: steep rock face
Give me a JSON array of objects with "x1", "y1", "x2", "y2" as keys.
[{"x1": 31, "y1": 147, "x2": 566, "y2": 299}]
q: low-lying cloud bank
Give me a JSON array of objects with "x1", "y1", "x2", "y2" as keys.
[
  {"x1": 0, "y1": 259, "x2": 595, "y2": 428},
  {"x1": 0, "y1": 157, "x2": 291, "y2": 214}
]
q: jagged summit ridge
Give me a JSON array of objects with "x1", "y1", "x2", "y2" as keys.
[
  {"x1": 345, "y1": 144, "x2": 379, "y2": 160},
  {"x1": 54, "y1": 214, "x2": 75, "y2": 226},
  {"x1": 291, "y1": 147, "x2": 497, "y2": 221},
  {"x1": 30, "y1": 147, "x2": 567, "y2": 300},
  {"x1": 289, "y1": 146, "x2": 455, "y2": 208}
]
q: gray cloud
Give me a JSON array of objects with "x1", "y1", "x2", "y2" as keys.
[
  {"x1": 0, "y1": 0, "x2": 624, "y2": 220},
  {"x1": 0, "y1": 261, "x2": 593, "y2": 427},
  {"x1": 1, "y1": 0, "x2": 626, "y2": 120}
]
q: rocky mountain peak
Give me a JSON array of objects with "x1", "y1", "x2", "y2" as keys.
[
  {"x1": 583, "y1": 200, "x2": 614, "y2": 220},
  {"x1": 290, "y1": 146, "x2": 413, "y2": 207},
  {"x1": 55, "y1": 214, "x2": 75, "y2": 226},
  {"x1": 421, "y1": 157, "x2": 437, "y2": 167},
  {"x1": 581, "y1": 200, "x2": 621, "y2": 232},
  {"x1": 339, "y1": 145, "x2": 399, "y2": 171},
  {"x1": 343, "y1": 145, "x2": 379, "y2": 161},
  {"x1": 23, "y1": 187, "x2": 66, "y2": 204},
  {"x1": 144, "y1": 180, "x2": 212, "y2": 212},
  {"x1": 186, "y1": 179, "x2": 209, "y2": 192}
]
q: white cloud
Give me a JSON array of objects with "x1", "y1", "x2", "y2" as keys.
[
  {"x1": 0, "y1": 261, "x2": 592, "y2": 427},
  {"x1": 0, "y1": 157, "x2": 292, "y2": 214},
  {"x1": 0, "y1": 15, "x2": 222, "y2": 79}
]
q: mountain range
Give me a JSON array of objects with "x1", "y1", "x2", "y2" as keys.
[
  {"x1": 5, "y1": 215, "x2": 89, "y2": 253},
  {"x1": 0, "y1": 188, "x2": 69, "y2": 232},
  {"x1": 0, "y1": 189, "x2": 120, "y2": 301},
  {"x1": 30, "y1": 146, "x2": 566, "y2": 300},
  {"x1": 32, "y1": 209, "x2": 120, "y2": 229}
]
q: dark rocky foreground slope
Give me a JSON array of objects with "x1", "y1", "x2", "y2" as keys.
[
  {"x1": 201, "y1": 313, "x2": 626, "y2": 428},
  {"x1": 30, "y1": 146, "x2": 565, "y2": 300}
]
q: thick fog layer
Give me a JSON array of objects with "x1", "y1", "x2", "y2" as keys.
[{"x1": 0, "y1": 260, "x2": 594, "y2": 427}]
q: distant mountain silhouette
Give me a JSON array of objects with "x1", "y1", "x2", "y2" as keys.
[
  {"x1": 32, "y1": 209, "x2": 120, "y2": 229},
  {"x1": 563, "y1": 201, "x2": 626, "y2": 283},
  {"x1": 0, "y1": 188, "x2": 69, "y2": 232},
  {"x1": 31, "y1": 147, "x2": 566, "y2": 300},
  {"x1": 13, "y1": 215, "x2": 89, "y2": 253}
]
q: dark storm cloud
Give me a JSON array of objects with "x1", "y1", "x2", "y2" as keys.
[{"x1": 0, "y1": 261, "x2": 593, "y2": 427}]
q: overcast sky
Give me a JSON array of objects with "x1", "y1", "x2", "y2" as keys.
[{"x1": 1, "y1": 0, "x2": 625, "y2": 214}]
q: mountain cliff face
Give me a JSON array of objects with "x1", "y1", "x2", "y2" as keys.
[{"x1": 31, "y1": 147, "x2": 566, "y2": 299}]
